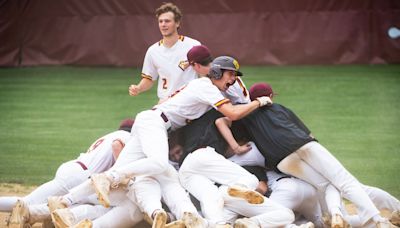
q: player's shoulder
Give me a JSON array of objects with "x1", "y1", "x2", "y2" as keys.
[{"x1": 180, "y1": 36, "x2": 201, "y2": 45}]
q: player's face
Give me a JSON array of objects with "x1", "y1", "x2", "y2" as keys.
[
  {"x1": 214, "y1": 70, "x2": 237, "y2": 91},
  {"x1": 193, "y1": 62, "x2": 211, "y2": 76},
  {"x1": 158, "y1": 12, "x2": 180, "y2": 37}
]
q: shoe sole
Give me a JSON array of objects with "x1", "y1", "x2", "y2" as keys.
[
  {"x1": 8, "y1": 201, "x2": 26, "y2": 228},
  {"x1": 234, "y1": 221, "x2": 246, "y2": 228},
  {"x1": 73, "y1": 219, "x2": 93, "y2": 228},
  {"x1": 152, "y1": 211, "x2": 167, "y2": 228},
  {"x1": 51, "y1": 211, "x2": 70, "y2": 228},
  {"x1": 331, "y1": 217, "x2": 344, "y2": 228},
  {"x1": 165, "y1": 220, "x2": 185, "y2": 228},
  {"x1": 91, "y1": 176, "x2": 111, "y2": 208},
  {"x1": 227, "y1": 187, "x2": 264, "y2": 204}
]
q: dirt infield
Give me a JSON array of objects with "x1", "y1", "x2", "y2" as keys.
[{"x1": 0, "y1": 183, "x2": 393, "y2": 228}]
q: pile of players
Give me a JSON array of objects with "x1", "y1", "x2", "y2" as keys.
[{"x1": 1, "y1": 2, "x2": 399, "y2": 228}]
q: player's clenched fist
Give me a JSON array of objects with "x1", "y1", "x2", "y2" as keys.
[
  {"x1": 129, "y1": 84, "x2": 140, "y2": 96},
  {"x1": 256, "y1": 96, "x2": 273, "y2": 107}
]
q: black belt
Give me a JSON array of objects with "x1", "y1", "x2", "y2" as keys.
[
  {"x1": 76, "y1": 161, "x2": 88, "y2": 170},
  {"x1": 276, "y1": 176, "x2": 291, "y2": 182},
  {"x1": 152, "y1": 108, "x2": 169, "y2": 123}
]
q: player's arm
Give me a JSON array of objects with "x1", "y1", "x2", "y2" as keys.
[
  {"x1": 129, "y1": 77, "x2": 154, "y2": 96},
  {"x1": 111, "y1": 139, "x2": 125, "y2": 160},
  {"x1": 215, "y1": 117, "x2": 251, "y2": 155},
  {"x1": 217, "y1": 96, "x2": 271, "y2": 121}
]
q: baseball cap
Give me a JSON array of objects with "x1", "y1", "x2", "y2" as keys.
[
  {"x1": 211, "y1": 56, "x2": 243, "y2": 76},
  {"x1": 187, "y1": 45, "x2": 213, "y2": 66},
  {"x1": 119, "y1": 118, "x2": 135, "y2": 132},
  {"x1": 249, "y1": 82, "x2": 275, "y2": 101}
]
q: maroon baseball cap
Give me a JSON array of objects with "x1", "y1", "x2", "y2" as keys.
[
  {"x1": 119, "y1": 118, "x2": 135, "y2": 132},
  {"x1": 249, "y1": 82, "x2": 275, "y2": 101},
  {"x1": 187, "y1": 45, "x2": 213, "y2": 66}
]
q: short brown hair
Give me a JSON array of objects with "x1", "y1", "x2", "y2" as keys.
[{"x1": 155, "y1": 2, "x2": 183, "y2": 23}]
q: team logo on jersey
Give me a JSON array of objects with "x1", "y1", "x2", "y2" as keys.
[
  {"x1": 233, "y1": 59, "x2": 240, "y2": 70},
  {"x1": 178, "y1": 60, "x2": 189, "y2": 71}
]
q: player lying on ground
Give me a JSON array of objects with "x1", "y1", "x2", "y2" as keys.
[{"x1": 4, "y1": 119, "x2": 134, "y2": 227}]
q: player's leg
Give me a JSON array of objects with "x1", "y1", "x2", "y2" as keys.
[
  {"x1": 24, "y1": 161, "x2": 90, "y2": 205},
  {"x1": 277, "y1": 152, "x2": 346, "y2": 226},
  {"x1": 0, "y1": 196, "x2": 20, "y2": 211},
  {"x1": 293, "y1": 141, "x2": 384, "y2": 225},
  {"x1": 180, "y1": 147, "x2": 260, "y2": 193},
  {"x1": 91, "y1": 200, "x2": 143, "y2": 228},
  {"x1": 110, "y1": 110, "x2": 170, "y2": 177},
  {"x1": 270, "y1": 177, "x2": 324, "y2": 227},
  {"x1": 361, "y1": 184, "x2": 400, "y2": 211},
  {"x1": 219, "y1": 185, "x2": 295, "y2": 227},
  {"x1": 178, "y1": 171, "x2": 224, "y2": 225},
  {"x1": 133, "y1": 175, "x2": 164, "y2": 223}
]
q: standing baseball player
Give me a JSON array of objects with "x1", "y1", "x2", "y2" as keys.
[
  {"x1": 4, "y1": 119, "x2": 134, "y2": 227},
  {"x1": 128, "y1": 2, "x2": 201, "y2": 101},
  {"x1": 215, "y1": 82, "x2": 395, "y2": 228}
]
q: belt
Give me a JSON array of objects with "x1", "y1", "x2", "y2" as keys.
[
  {"x1": 276, "y1": 176, "x2": 291, "y2": 182},
  {"x1": 76, "y1": 161, "x2": 88, "y2": 170},
  {"x1": 151, "y1": 108, "x2": 171, "y2": 130}
]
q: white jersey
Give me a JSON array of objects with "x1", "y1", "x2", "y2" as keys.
[
  {"x1": 141, "y1": 36, "x2": 201, "y2": 99},
  {"x1": 223, "y1": 77, "x2": 250, "y2": 104},
  {"x1": 156, "y1": 77, "x2": 229, "y2": 130},
  {"x1": 76, "y1": 130, "x2": 131, "y2": 173}
]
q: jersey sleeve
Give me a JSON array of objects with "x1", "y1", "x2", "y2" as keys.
[
  {"x1": 195, "y1": 79, "x2": 230, "y2": 109},
  {"x1": 141, "y1": 48, "x2": 158, "y2": 81}
]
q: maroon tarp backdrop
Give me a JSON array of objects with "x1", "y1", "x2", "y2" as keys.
[{"x1": 1, "y1": 0, "x2": 400, "y2": 67}]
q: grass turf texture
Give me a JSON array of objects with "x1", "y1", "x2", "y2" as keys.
[{"x1": 0, "y1": 65, "x2": 399, "y2": 198}]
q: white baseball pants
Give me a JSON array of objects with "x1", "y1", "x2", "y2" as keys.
[
  {"x1": 108, "y1": 110, "x2": 170, "y2": 177},
  {"x1": 0, "y1": 160, "x2": 89, "y2": 212},
  {"x1": 134, "y1": 164, "x2": 198, "y2": 219},
  {"x1": 219, "y1": 185, "x2": 296, "y2": 227},
  {"x1": 277, "y1": 141, "x2": 380, "y2": 225},
  {"x1": 179, "y1": 147, "x2": 260, "y2": 224}
]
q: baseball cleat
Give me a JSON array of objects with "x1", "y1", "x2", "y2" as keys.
[
  {"x1": 298, "y1": 222, "x2": 315, "y2": 228},
  {"x1": 8, "y1": 199, "x2": 30, "y2": 228},
  {"x1": 51, "y1": 208, "x2": 76, "y2": 228},
  {"x1": 152, "y1": 209, "x2": 168, "y2": 228},
  {"x1": 331, "y1": 214, "x2": 344, "y2": 228},
  {"x1": 182, "y1": 211, "x2": 206, "y2": 228},
  {"x1": 227, "y1": 185, "x2": 264, "y2": 204},
  {"x1": 47, "y1": 196, "x2": 67, "y2": 214},
  {"x1": 389, "y1": 210, "x2": 400, "y2": 227},
  {"x1": 234, "y1": 218, "x2": 259, "y2": 228},
  {"x1": 376, "y1": 220, "x2": 398, "y2": 228},
  {"x1": 215, "y1": 223, "x2": 232, "y2": 228},
  {"x1": 71, "y1": 219, "x2": 93, "y2": 228},
  {"x1": 165, "y1": 219, "x2": 186, "y2": 228},
  {"x1": 91, "y1": 173, "x2": 111, "y2": 208}
]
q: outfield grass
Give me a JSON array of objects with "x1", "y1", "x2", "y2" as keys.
[{"x1": 0, "y1": 65, "x2": 399, "y2": 198}]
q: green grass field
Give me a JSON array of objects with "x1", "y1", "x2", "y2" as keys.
[{"x1": 0, "y1": 65, "x2": 399, "y2": 198}]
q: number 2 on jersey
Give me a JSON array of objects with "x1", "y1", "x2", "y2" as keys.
[{"x1": 162, "y1": 78, "x2": 168, "y2": 90}]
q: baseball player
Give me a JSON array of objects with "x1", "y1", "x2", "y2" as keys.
[
  {"x1": 228, "y1": 141, "x2": 325, "y2": 227},
  {"x1": 215, "y1": 82, "x2": 395, "y2": 228},
  {"x1": 175, "y1": 108, "x2": 313, "y2": 227},
  {"x1": 51, "y1": 184, "x2": 144, "y2": 228},
  {"x1": 128, "y1": 2, "x2": 201, "y2": 101},
  {"x1": 5, "y1": 119, "x2": 134, "y2": 227}
]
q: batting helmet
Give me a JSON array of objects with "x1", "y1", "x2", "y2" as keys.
[
  {"x1": 119, "y1": 118, "x2": 135, "y2": 132},
  {"x1": 209, "y1": 56, "x2": 243, "y2": 79}
]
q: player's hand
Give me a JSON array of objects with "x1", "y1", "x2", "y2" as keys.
[
  {"x1": 129, "y1": 84, "x2": 140, "y2": 96},
  {"x1": 233, "y1": 143, "x2": 252, "y2": 155},
  {"x1": 256, "y1": 96, "x2": 273, "y2": 107}
]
